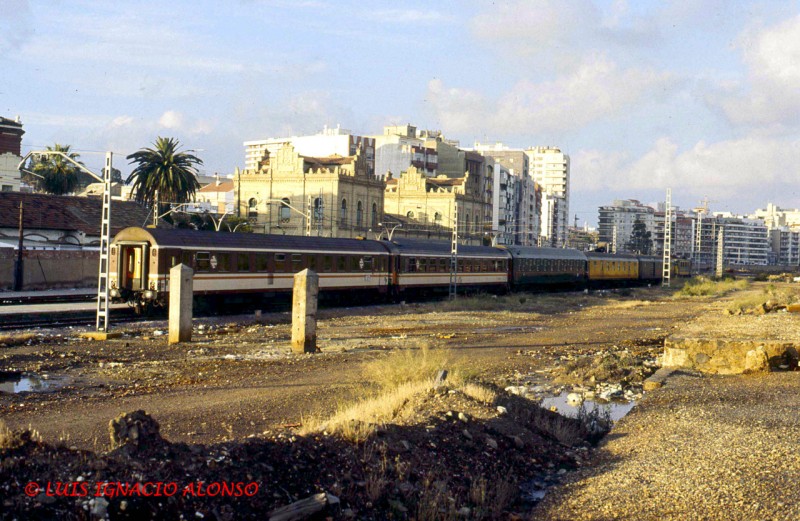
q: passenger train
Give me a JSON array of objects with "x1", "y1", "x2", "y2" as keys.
[{"x1": 108, "y1": 227, "x2": 682, "y2": 311}]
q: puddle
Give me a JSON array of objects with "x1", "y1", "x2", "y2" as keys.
[
  {"x1": 0, "y1": 372, "x2": 66, "y2": 394},
  {"x1": 540, "y1": 392, "x2": 635, "y2": 422}
]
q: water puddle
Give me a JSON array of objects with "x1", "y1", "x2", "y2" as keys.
[
  {"x1": 540, "y1": 392, "x2": 635, "y2": 422},
  {"x1": 0, "y1": 372, "x2": 65, "y2": 394}
]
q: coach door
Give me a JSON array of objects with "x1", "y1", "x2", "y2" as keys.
[{"x1": 120, "y1": 244, "x2": 147, "y2": 291}]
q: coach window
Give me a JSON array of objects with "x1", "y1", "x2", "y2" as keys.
[
  {"x1": 255, "y1": 254, "x2": 268, "y2": 272},
  {"x1": 308, "y1": 254, "x2": 318, "y2": 271},
  {"x1": 182, "y1": 252, "x2": 193, "y2": 267},
  {"x1": 218, "y1": 253, "x2": 231, "y2": 272},
  {"x1": 196, "y1": 252, "x2": 211, "y2": 272},
  {"x1": 363, "y1": 256, "x2": 373, "y2": 271},
  {"x1": 274, "y1": 253, "x2": 287, "y2": 272},
  {"x1": 238, "y1": 253, "x2": 251, "y2": 272},
  {"x1": 458, "y1": 259, "x2": 464, "y2": 272},
  {"x1": 440, "y1": 258, "x2": 447, "y2": 272},
  {"x1": 291, "y1": 254, "x2": 303, "y2": 272},
  {"x1": 337, "y1": 256, "x2": 347, "y2": 272},
  {"x1": 407, "y1": 257, "x2": 416, "y2": 272},
  {"x1": 464, "y1": 260, "x2": 471, "y2": 273},
  {"x1": 323, "y1": 255, "x2": 333, "y2": 272},
  {"x1": 170, "y1": 254, "x2": 180, "y2": 267},
  {"x1": 482, "y1": 261, "x2": 488, "y2": 272}
]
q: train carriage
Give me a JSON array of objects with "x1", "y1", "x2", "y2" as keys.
[
  {"x1": 384, "y1": 238, "x2": 511, "y2": 296},
  {"x1": 585, "y1": 252, "x2": 639, "y2": 286},
  {"x1": 637, "y1": 255, "x2": 663, "y2": 282},
  {"x1": 505, "y1": 246, "x2": 588, "y2": 289},
  {"x1": 110, "y1": 227, "x2": 392, "y2": 309}
]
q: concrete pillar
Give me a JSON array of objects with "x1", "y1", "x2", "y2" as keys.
[
  {"x1": 169, "y1": 264, "x2": 193, "y2": 344},
  {"x1": 291, "y1": 269, "x2": 319, "y2": 354}
]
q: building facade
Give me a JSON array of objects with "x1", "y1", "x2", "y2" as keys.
[
  {"x1": 244, "y1": 125, "x2": 376, "y2": 177},
  {"x1": 235, "y1": 144, "x2": 385, "y2": 239},
  {"x1": 0, "y1": 116, "x2": 24, "y2": 192},
  {"x1": 373, "y1": 124, "x2": 438, "y2": 179},
  {"x1": 598, "y1": 200, "x2": 655, "y2": 253},
  {"x1": 384, "y1": 166, "x2": 489, "y2": 245},
  {"x1": 770, "y1": 228, "x2": 800, "y2": 266},
  {"x1": 717, "y1": 217, "x2": 770, "y2": 266},
  {"x1": 526, "y1": 146, "x2": 569, "y2": 246}
]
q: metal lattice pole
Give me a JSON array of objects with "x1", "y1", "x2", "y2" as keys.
[
  {"x1": 662, "y1": 188, "x2": 672, "y2": 287},
  {"x1": 96, "y1": 152, "x2": 113, "y2": 331},
  {"x1": 449, "y1": 203, "x2": 459, "y2": 300},
  {"x1": 716, "y1": 226, "x2": 724, "y2": 278}
]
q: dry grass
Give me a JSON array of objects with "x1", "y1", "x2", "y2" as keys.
[
  {"x1": 675, "y1": 276, "x2": 749, "y2": 297},
  {"x1": 361, "y1": 344, "x2": 453, "y2": 390},
  {"x1": 300, "y1": 379, "x2": 430, "y2": 442},
  {"x1": 727, "y1": 283, "x2": 800, "y2": 314},
  {"x1": 0, "y1": 421, "x2": 41, "y2": 450},
  {"x1": 437, "y1": 292, "x2": 574, "y2": 314},
  {"x1": 459, "y1": 382, "x2": 498, "y2": 405}
]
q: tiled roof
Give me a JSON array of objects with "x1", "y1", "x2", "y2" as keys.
[
  {"x1": 198, "y1": 181, "x2": 234, "y2": 193},
  {"x1": 0, "y1": 192, "x2": 154, "y2": 236}
]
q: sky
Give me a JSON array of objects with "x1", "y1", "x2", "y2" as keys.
[{"x1": 2, "y1": 0, "x2": 800, "y2": 227}]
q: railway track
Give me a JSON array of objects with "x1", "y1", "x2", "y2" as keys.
[{"x1": 0, "y1": 308, "x2": 140, "y2": 331}]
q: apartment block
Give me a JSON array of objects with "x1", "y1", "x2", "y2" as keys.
[
  {"x1": 526, "y1": 146, "x2": 569, "y2": 246},
  {"x1": 597, "y1": 200, "x2": 655, "y2": 253},
  {"x1": 373, "y1": 124, "x2": 438, "y2": 178},
  {"x1": 770, "y1": 228, "x2": 800, "y2": 266},
  {"x1": 717, "y1": 217, "x2": 770, "y2": 266}
]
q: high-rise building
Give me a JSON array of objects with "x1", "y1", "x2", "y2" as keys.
[
  {"x1": 597, "y1": 200, "x2": 655, "y2": 253},
  {"x1": 372, "y1": 124, "x2": 438, "y2": 179},
  {"x1": 526, "y1": 146, "x2": 569, "y2": 246}
]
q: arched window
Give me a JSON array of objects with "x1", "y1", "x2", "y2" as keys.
[
  {"x1": 371, "y1": 203, "x2": 378, "y2": 228},
  {"x1": 465, "y1": 213, "x2": 470, "y2": 233},
  {"x1": 248, "y1": 198, "x2": 258, "y2": 219},
  {"x1": 313, "y1": 197, "x2": 323, "y2": 223},
  {"x1": 340, "y1": 199, "x2": 347, "y2": 227},
  {"x1": 356, "y1": 201, "x2": 363, "y2": 227},
  {"x1": 407, "y1": 211, "x2": 414, "y2": 219},
  {"x1": 434, "y1": 212, "x2": 442, "y2": 223},
  {"x1": 475, "y1": 215, "x2": 480, "y2": 233},
  {"x1": 280, "y1": 198, "x2": 291, "y2": 223}
]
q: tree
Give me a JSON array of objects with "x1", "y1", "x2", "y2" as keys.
[
  {"x1": 30, "y1": 144, "x2": 84, "y2": 195},
  {"x1": 126, "y1": 137, "x2": 202, "y2": 208},
  {"x1": 626, "y1": 218, "x2": 652, "y2": 254}
]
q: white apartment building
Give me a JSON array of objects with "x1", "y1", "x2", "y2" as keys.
[
  {"x1": 372, "y1": 124, "x2": 438, "y2": 179},
  {"x1": 770, "y1": 228, "x2": 800, "y2": 266},
  {"x1": 491, "y1": 160, "x2": 516, "y2": 245},
  {"x1": 597, "y1": 200, "x2": 655, "y2": 253},
  {"x1": 244, "y1": 125, "x2": 376, "y2": 177},
  {"x1": 0, "y1": 116, "x2": 25, "y2": 192},
  {"x1": 716, "y1": 216, "x2": 770, "y2": 266},
  {"x1": 526, "y1": 146, "x2": 569, "y2": 246},
  {"x1": 751, "y1": 203, "x2": 800, "y2": 230}
]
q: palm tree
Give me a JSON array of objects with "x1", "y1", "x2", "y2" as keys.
[
  {"x1": 31, "y1": 144, "x2": 84, "y2": 195},
  {"x1": 126, "y1": 137, "x2": 203, "y2": 208}
]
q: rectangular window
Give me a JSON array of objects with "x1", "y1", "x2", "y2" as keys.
[
  {"x1": 170, "y1": 255, "x2": 180, "y2": 267},
  {"x1": 274, "y1": 253, "x2": 286, "y2": 272},
  {"x1": 182, "y1": 252, "x2": 193, "y2": 267},
  {"x1": 408, "y1": 257, "x2": 417, "y2": 272},
  {"x1": 217, "y1": 253, "x2": 231, "y2": 272},
  {"x1": 308, "y1": 255, "x2": 318, "y2": 271},
  {"x1": 195, "y1": 252, "x2": 211, "y2": 272},
  {"x1": 255, "y1": 254, "x2": 269, "y2": 272},
  {"x1": 419, "y1": 258, "x2": 427, "y2": 272},
  {"x1": 362, "y1": 256, "x2": 373, "y2": 271},
  {"x1": 337, "y1": 256, "x2": 347, "y2": 272},
  {"x1": 237, "y1": 253, "x2": 251, "y2": 272},
  {"x1": 323, "y1": 255, "x2": 332, "y2": 272},
  {"x1": 291, "y1": 254, "x2": 303, "y2": 272}
]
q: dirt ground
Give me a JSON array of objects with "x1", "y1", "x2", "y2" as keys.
[
  {"x1": 0, "y1": 285, "x2": 722, "y2": 519},
  {"x1": 1, "y1": 287, "x2": 699, "y2": 450}
]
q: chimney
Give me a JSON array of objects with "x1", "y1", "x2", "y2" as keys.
[{"x1": 215, "y1": 173, "x2": 220, "y2": 186}]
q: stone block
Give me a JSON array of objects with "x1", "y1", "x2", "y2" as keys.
[
  {"x1": 168, "y1": 264, "x2": 193, "y2": 344},
  {"x1": 291, "y1": 269, "x2": 319, "y2": 354}
]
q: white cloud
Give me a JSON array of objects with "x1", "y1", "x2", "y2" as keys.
[
  {"x1": 158, "y1": 111, "x2": 184, "y2": 130},
  {"x1": 713, "y1": 15, "x2": 800, "y2": 129},
  {"x1": 574, "y1": 135, "x2": 800, "y2": 202},
  {"x1": 425, "y1": 54, "x2": 676, "y2": 136}
]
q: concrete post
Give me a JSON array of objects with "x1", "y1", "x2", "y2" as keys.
[
  {"x1": 291, "y1": 269, "x2": 319, "y2": 354},
  {"x1": 169, "y1": 264, "x2": 193, "y2": 344}
]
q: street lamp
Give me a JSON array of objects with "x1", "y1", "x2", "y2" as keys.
[
  {"x1": 377, "y1": 222, "x2": 402, "y2": 241},
  {"x1": 17, "y1": 150, "x2": 113, "y2": 332}
]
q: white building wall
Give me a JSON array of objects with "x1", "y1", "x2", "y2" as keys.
[
  {"x1": 526, "y1": 147, "x2": 569, "y2": 246},
  {"x1": 0, "y1": 152, "x2": 21, "y2": 192}
]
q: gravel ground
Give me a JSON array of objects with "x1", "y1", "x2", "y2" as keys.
[{"x1": 533, "y1": 366, "x2": 800, "y2": 520}]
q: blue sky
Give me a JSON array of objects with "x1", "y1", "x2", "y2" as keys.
[{"x1": 2, "y1": 0, "x2": 800, "y2": 226}]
